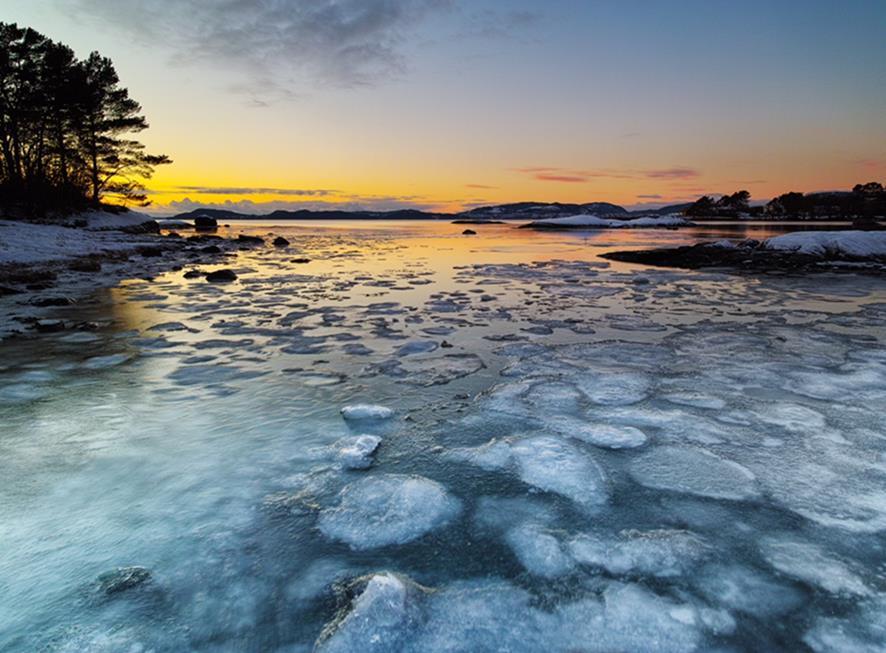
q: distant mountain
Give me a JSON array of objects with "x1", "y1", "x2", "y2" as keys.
[
  {"x1": 459, "y1": 201, "x2": 628, "y2": 220},
  {"x1": 171, "y1": 208, "x2": 446, "y2": 221},
  {"x1": 170, "y1": 202, "x2": 630, "y2": 222}
]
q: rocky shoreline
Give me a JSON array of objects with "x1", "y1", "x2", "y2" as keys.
[
  {"x1": 602, "y1": 232, "x2": 886, "y2": 274},
  {"x1": 0, "y1": 212, "x2": 253, "y2": 339}
]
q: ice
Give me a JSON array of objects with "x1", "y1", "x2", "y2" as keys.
[
  {"x1": 395, "y1": 340, "x2": 439, "y2": 356},
  {"x1": 335, "y1": 435, "x2": 382, "y2": 470},
  {"x1": 447, "y1": 438, "x2": 513, "y2": 471},
  {"x1": 318, "y1": 474, "x2": 462, "y2": 549},
  {"x1": 629, "y1": 446, "x2": 760, "y2": 500},
  {"x1": 315, "y1": 573, "x2": 426, "y2": 653},
  {"x1": 568, "y1": 529, "x2": 710, "y2": 577},
  {"x1": 576, "y1": 370, "x2": 652, "y2": 406},
  {"x1": 662, "y1": 392, "x2": 726, "y2": 410},
  {"x1": 693, "y1": 563, "x2": 805, "y2": 617},
  {"x1": 81, "y1": 353, "x2": 132, "y2": 369},
  {"x1": 752, "y1": 403, "x2": 826, "y2": 432},
  {"x1": 340, "y1": 404, "x2": 394, "y2": 421},
  {"x1": 545, "y1": 416, "x2": 647, "y2": 449},
  {"x1": 505, "y1": 523, "x2": 575, "y2": 578},
  {"x1": 759, "y1": 537, "x2": 870, "y2": 596},
  {"x1": 411, "y1": 579, "x2": 549, "y2": 652},
  {"x1": 510, "y1": 436, "x2": 608, "y2": 508},
  {"x1": 558, "y1": 583, "x2": 716, "y2": 652},
  {"x1": 804, "y1": 595, "x2": 886, "y2": 653}
]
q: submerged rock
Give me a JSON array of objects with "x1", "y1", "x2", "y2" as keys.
[
  {"x1": 97, "y1": 566, "x2": 151, "y2": 595},
  {"x1": 205, "y1": 269, "x2": 238, "y2": 282},
  {"x1": 236, "y1": 234, "x2": 265, "y2": 245},
  {"x1": 272, "y1": 236, "x2": 290, "y2": 247}
]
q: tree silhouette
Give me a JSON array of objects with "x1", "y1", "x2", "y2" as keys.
[{"x1": 0, "y1": 22, "x2": 169, "y2": 214}]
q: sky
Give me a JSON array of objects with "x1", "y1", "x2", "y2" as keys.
[{"x1": 5, "y1": 0, "x2": 886, "y2": 214}]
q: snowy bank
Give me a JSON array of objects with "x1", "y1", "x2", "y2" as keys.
[
  {"x1": 0, "y1": 211, "x2": 228, "y2": 339},
  {"x1": 763, "y1": 231, "x2": 886, "y2": 258},
  {"x1": 0, "y1": 212, "x2": 157, "y2": 265},
  {"x1": 603, "y1": 229, "x2": 886, "y2": 272},
  {"x1": 522, "y1": 214, "x2": 693, "y2": 230}
]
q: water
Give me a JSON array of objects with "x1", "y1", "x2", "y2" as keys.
[{"x1": 0, "y1": 221, "x2": 884, "y2": 652}]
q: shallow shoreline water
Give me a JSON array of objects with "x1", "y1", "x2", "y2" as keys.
[{"x1": 1, "y1": 221, "x2": 884, "y2": 652}]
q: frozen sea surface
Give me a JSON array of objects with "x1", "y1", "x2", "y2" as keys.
[{"x1": 0, "y1": 220, "x2": 885, "y2": 652}]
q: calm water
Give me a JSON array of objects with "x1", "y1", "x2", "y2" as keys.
[{"x1": 0, "y1": 221, "x2": 884, "y2": 652}]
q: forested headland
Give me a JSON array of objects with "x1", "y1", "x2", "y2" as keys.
[{"x1": 0, "y1": 22, "x2": 169, "y2": 216}]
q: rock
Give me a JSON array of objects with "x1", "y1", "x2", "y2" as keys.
[
  {"x1": 30, "y1": 296, "x2": 75, "y2": 307},
  {"x1": 0, "y1": 286, "x2": 22, "y2": 296},
  {"x1": 462, "y1": 229, "x2": 477, "y2": 235},
  {"x1": 291, "y1": 257, "x2": 311, "y2": 264},
  {"x1": 194, "y1": 215, "x2": 218, "y2": 231},
  {"x1": 166, "y1": 231, "x2": 182, "y2": 238},
  {"x1": 35, "y1": 319, "x2": 65, "y2": 332},
  {"x1": 441, "y1": 340, "x2": 453, "y2": 348},
  {"x1": 272, "y1": 236, "x2": 290, "y2": 247},
  {"x1": 120, "y1": 220, "x2": 160, "y2": 234},
  {"x1": 237, "y1": 234, "x2": 264, "y2": 246},
  {"x1": 205, "y1": 269, "x2": 238, "y2": 283},
  {"x1": 68, "y1": 258, "x2": 102, "y2": 272},
  {"x1": 97, "y1": 566, "x2": 151, "y2": 595},
  {"x1": 200, "y1": 245, "x2": 222, "y2": 254},
  {"x1": 136, "y1": 246, "x2": 163, "y2": 258},
  {"x1": 183, "y1": 269, "x2": 204, "y2": 279}
]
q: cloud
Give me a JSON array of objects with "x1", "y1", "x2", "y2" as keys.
[
  {"x1": 636, "y1": 194, "x2": 663, "y2": 199},
  {"x1": 69, "y1": 0, "x2": 453, "y2": 93},
  {"x1": 456, "y1": 8, "x2": 541, "y2": 40},
  {"x1": 643, "y1": 167, "x2": 700, "y2": 179},
  {"x1": 169, "y1": 186, "x2": 338, "y2": 196},
  {"x1": 514, "y1": 166, "x2": 701, "y2": 183},
  {"x1": 465, "y1": 183, "x2": 497, "y2": 189},
  {"x1": 534, "y1": 174, "x2": 588, "y2": 183}
]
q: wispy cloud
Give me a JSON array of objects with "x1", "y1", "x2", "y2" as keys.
[
  {"x1": 515, "y1": 166, "x2": 701, "y2": 183},
  {"x1": 643, "y1": 167, "x2": 700, "y2": 180},
  {"x1": 69, "y1": 0, "x2": 453, "y2": 95},
  {"x1": 534, "y1": 174, "x2": 588, "y2": 183},
  {"x1": 169, "y1": 186, "x2": 338, "y2": 196},
  {"x1": 465, "y1": 183, "x2": 498, "y2": 189}
]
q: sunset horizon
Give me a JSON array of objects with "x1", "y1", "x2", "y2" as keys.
[{"x1": 5, "y1": 1, "x2": 884, "y2": 214}]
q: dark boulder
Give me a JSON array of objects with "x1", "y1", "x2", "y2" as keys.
[
  {"x1": 137, "y1": 246, "x2": 163, "y2": 258},
  {"x1": 237, "y1": 234, "x2": 264, "y2": 246},
  {"x1": 273, "y1": 236, "x2": 291, "y2": 247},
  {"x1": 183, "y1": 269, "x2": 204, "y2": 279},
  {"x1": 291, "y1": 257, "x2": 311, "y2": 264},
  {"x1": 68, "y1": 258, "x2": 102, "y2": 273},
  {"x1": 462, "y1": 229, "x2": 477, "y2": 235},
  {"x1": 205, "y1": 269, "x2": 238, "y2": 283},
  {"x1": 194, "y1": 215, "x2": 219, "y2": 231},
  {"x1": 200, "y1": 245, "x2": 222, "y2": 254},
  {"x1": 120, "y1": 220, "x2": 161, "y2": 235}
]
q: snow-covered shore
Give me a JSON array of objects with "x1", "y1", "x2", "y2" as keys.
[
  {"x1": 602, "y1": 229, "x2": 886, "y2": 271},
  {"x1": 522, "y1": 214, "x2": 694, "y2": 230},
  {"x1": 0, "y1": 211, "x2": 223, "y2": 339},
  {"x1": 0, "y1": 211, "x2": 159, "y2": 265}
]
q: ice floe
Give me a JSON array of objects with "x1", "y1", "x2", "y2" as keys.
[
  {"x1": 318, "y1": 474, "x2": 462, "y2": 549},
  {"x1": 629, "y1": 446, "x2": 760, "y2": 500}
]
